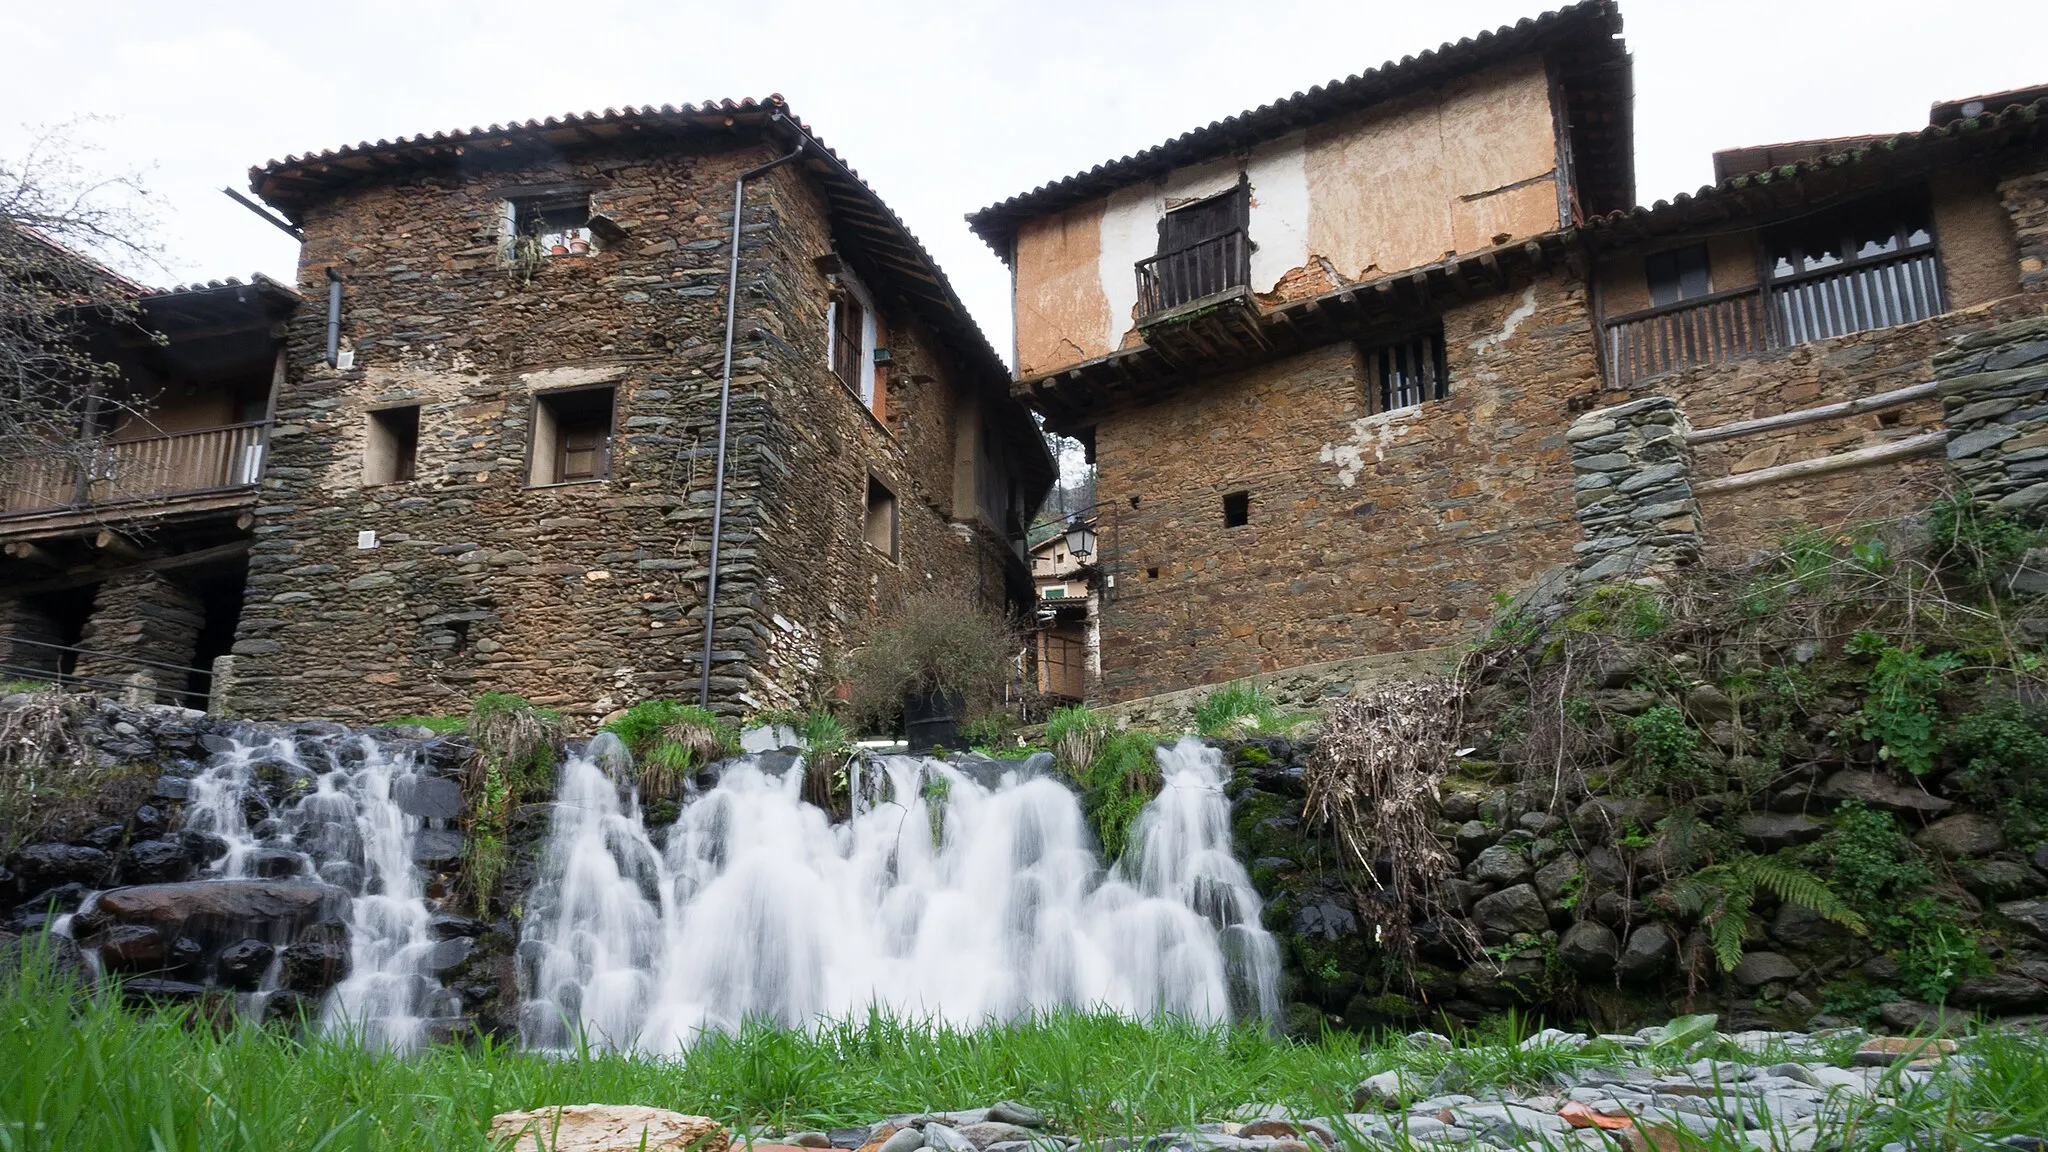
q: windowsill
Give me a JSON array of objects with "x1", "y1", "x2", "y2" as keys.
[
  {"x1": 1357, "y1": 404, "x2": 1426, "y2": 427},
  {"x1": 523, "y1": 478, "x2": 610, "y2": 491},
  {"x1": 864, "y1": 542, "x2": 899, "y2": 565}
]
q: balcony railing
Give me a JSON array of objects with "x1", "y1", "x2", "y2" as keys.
[
  {"x1": 1136, "y1": 229, "x2": 1250, "y2": 318},
  {"x1": 0, "y1": 422, "x2": 268, "y2": 520},
  {"x1": 1601, "y1": 250, "x2": 1947, "y2": 389}
]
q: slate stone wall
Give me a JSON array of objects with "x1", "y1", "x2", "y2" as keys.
[
  {"x1": 73, "y1": 571, "x2": 205, "y2": 707},
  {"x1": 1565, "y1": 397, "x2": 1701, "y2": 583},
  {"x1": 1091, "y1": 273, "x2": 1602, "y2": 702},
  {"x1": 226, "y1": 136, "x2": 1024, "y2": 723},
  {"x1": 1938, "y1": 315, "x2": 2048, "y2": 518}
]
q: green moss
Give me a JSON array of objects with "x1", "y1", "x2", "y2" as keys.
[
  {"x1": 385, "y1": 715, "x2": 467, "y2": 734},
  {"x1": 1080, "y1": 729, "x2": 1164, "y2": 861}
]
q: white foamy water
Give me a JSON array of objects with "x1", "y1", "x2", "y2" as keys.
[
  {"x1": 175, "y1": 730, "x2": 457, "y2": 1043},
  {"x1": 517, "y1": 734, "x2": 1279, "y2": 1053}
]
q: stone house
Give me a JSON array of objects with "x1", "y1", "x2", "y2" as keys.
[
  {"x1": 0, "y1": 254, "x2": 299, "y2": 707},
  {"x1": 224, "y1": 100, "x2": 1053, "y2": 723},
  {"x1": 969, "y1": 0, "x2": 2048, "y2": 704}
]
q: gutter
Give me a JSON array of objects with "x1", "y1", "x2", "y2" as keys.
[{"x1": 698, "y1": 119, "x2": 807, "y2": 708}]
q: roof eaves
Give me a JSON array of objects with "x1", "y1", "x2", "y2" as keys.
[
  {"x1": 964, "y1": 0, "x2": 1622, "y2": 256},
  {"x1": 1584, "y1": 97, "x2": 2046, "y2": 237}
]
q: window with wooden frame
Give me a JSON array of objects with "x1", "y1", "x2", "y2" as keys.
[
  {"x1": 1645, "y1": 244, "x2": 1711, "y2": 307},
  {"x1": 826, "y1": 269, "x2": 878, "y2": 411},
  {"x1": 528, "y1": 387, "x2": 614, "y2": 486},
  {"x1": 1764, "y1": 197, "x2": 1943, "y2": 343},
  {"x1": 864, "y1": 473, "x2": 898, "y2": 559},
  {"x1": 1360, "y1": 328, "x2": 1449, "y2": 415}
]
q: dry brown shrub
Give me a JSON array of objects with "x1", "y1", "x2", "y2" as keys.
[
  {"x1": 0, "y1": 691, "x2": 100, "y2": 855},
  {"x1": 1304, "y1": 677, "x2": 1478, "y2": 965}
]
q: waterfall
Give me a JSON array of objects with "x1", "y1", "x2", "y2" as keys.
[
  {"x1": 139, "y1": 728, "x2": 457, "y2": 1043},
  {"x1": 517, "y1": 733, "x2": 1280, "y2": 1053}
]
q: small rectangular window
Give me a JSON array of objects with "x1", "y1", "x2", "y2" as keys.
[
  {"x1": 529, "y1": 387, "x2": 614, "y2": 486},
  {"x1": 1362, "y1": 329, "x2": 1449, "y2": 415},
  {"x1": 1223, "y1": 490, "x2": 1250, "y2": 528},
  {"x1": 864, "y1": 474, "x2": 898, "y2": 559},
  {"x1": 363, "y1": 405, "x2": 419, "y2": 486},
  {"x1": 1645, "y1": 244, "x2": 1710, "y2": 307},
  {"x1": 514, "y1": 199, "x2": 595, "y2": 257}
]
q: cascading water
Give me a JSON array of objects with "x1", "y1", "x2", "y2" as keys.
[
  {"x1": 95, "y1": 727, "x2": 459, "y2": 1043},
  {"x1": 517, "y1": 734, "x2": 1280, "y2": 1053}
]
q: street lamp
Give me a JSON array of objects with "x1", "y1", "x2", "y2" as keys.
[{"x1": 1065, "y1": 520, "x2": 1095, "y2": 562}]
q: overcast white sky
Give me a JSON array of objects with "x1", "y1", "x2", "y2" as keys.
[{"x1": 5, "y1": 1, "x2": 2044, "y2": 363}]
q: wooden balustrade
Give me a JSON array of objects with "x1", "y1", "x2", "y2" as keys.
[
  {"x1": 0, "y1": 422, "x2": 268, "y2": 520},
  {"x1": 1136, "y1": 229, "x2": 1250, "y2": 317},
  {"x1": 1601, "y1": 250, "x2": 1949, "y2": 389}
]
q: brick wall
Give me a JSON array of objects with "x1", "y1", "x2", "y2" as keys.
[
  {"x1": 227, "y1": 136, "x2": 1024, "y2": 724},
  {"x1": 1091, "y1": 271, "x2": 1600, "y2": 702}
]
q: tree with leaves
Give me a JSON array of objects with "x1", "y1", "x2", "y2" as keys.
[{"x1": 0, "y1": 120, "x2": 161, "y2": 504}]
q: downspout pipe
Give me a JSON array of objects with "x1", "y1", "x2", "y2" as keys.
[
  {"x1": 324, "y1": 268, "x2": 343, "y2": 368},
  {"x1": 699, "y1": 124, "x2": 807, "y2": 708}
]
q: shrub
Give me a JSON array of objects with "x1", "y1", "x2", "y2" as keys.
[
  {"x1": 1194, "y1": 682, "x2": 1281, "y2": 738},
  {"x1": 1614, "y1": 704, "x2": 1711, "y2": 799},
  {"x1": 1843, "y1": 635, "x2": 1961, "y2": 775},
  {"x1": 1045, "y1": 705, "x2": 1111, "y2": 775},
  {"x1": 461, "y1": 692, "x2": 565, "y2": 916},
  {"x1": 844, "y1": 593, "x2": 1017, "y2": 731},
  {"x1": 602, "y1": 699, "x2": 739, "y2": 800},
  {"x1": 1931, "y1": 490, "x2": 2041, "y2": 585},
  {"x1": 1944, "y1": 703, "x2": 2048, "y2": 840}
]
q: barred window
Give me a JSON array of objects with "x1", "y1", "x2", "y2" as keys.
[{"x1": 1361, "y1": 329, "x2": 1448, "y2": 415}]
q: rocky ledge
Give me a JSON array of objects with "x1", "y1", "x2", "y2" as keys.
[{"x1": 488, "y1": 1025, "x2": 2039, "y2": 1152}]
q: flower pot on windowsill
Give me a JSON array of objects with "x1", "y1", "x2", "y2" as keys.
[
  {"x1": 567, "y1": 238, "x2": 591, "y2": 255},
  {"x1": 549, "y1": 243, "x2": 570, "y2": 256},
  {"x1": 902, "y1": 688, "x2": 964, "y2": 755}
]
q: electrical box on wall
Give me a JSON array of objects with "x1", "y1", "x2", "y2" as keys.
[{"x1": 357, "y1": 530, "x2": 378, "y2": 550}]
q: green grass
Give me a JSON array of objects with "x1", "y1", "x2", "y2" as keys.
[
  {"x1": 1194, "y1": 682, "x2": 1283, "y2": 738},
  {"x1": 6, "y1": 944, "x2": 2048, "y2": 1151},
  {"x1": 0, "y1": 679, "x2": 53, "y2": 695}
]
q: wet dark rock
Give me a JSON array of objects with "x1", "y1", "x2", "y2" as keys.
[
  {"x1": 1733, "y1": 951, "x2": 1801, "y2": 988},
  {"x1": 411, "y1": 829, "x2": 464, "y2": 866},
  {"x1": 91, "y1": 924, "x2": 168, "y2": 972},
  {"x1": 1738, "y1": 812, "x2": 1827, "y2": 852},
  {"x1": 179, "y1": 830, "x2": 229, "y2": 867},
  {"x1": 244, "y1": 848, "x2": 306, "y2": 879},
  {"x1": 429, "y1": 913, "x2": 488, "y2": 940},
  {"x1": 1571, "y1": 797, "x2": 1666, "y2": 843},
  {"x1": 2001, "y1": 899, "x2": 2048, "y2": 941},
  {"x1": 216, "y1": 939, "x2": 276, "y2": 990},
  {"x1": 119, "y1": 977, "x2": 210, "y2": 1005},
  {"x1": 8, "y1": 844, "x2": 111, "y2": 889},
  {"x1": 152, "y1": 776, "x2": 191, "y2": 802},
  {"x1": 130, "y1": 805, "x2": 168, "y2": 836},
  {"x1": 1617, "y1": 925, "x2": 1674, "y2": 981},
  {"x1": 1292, "y1": 899, "x2": 1357, "y2": 939},
  {"x1": 13, "y1": 882, "x2": 91, "y2": 923},
  {"x1": 1771, "y1": 901, "x2": 1856, "y2": 950},
  {"x1": 1951, "y1": 971, "x2": 2048, "y2": 1011},
  {"x1": 120, "y1": 839, "x2": 190, "y2": 885},
  {"x1": 426, "y1": 937, "x2": 475, "y2": 975},
  {"x1": 1820, "y1": 770, "x2": 1953, "y2": 815},
  {"x1": 1916, "y1": 813, "x2": 2006, "y2": 857},
  {"x1": 1471, "y1": 884, "x2": 1548, "y2": 941},
  {"x1": 88, "y1": 880, "x2": 350, "y2": 947},
  {"x1": 281, "y1": 933, "x2": 349, "y2": 993},
  {"x1": 1469, "y1": 844, "x2": 1532, "y2": 886},
  {"x1": 1960, "y1": 859, "x2": 2047, "y2": 900},
  {"x1": 82, "y1": 824, "x2": 128, "y2": 851},
  {"x1": 395, "y1": 775, "x2": 465, "y2": 820},
  {"x1": 1558, "y1": 920, "x2": 1619, "y2": 974}
]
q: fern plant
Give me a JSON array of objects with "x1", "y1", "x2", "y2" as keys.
[{"x1": 1665, "y1": 855, "x2": 1867, "y2": 972}]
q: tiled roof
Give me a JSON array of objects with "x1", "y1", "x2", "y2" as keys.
[
  {"x1": 965, "y1": 0, "x2": 1630, "y2": 257},
  {"x1": 1583, "y1": 97, "x2": 2048, "y2": 241},
  {"x1": 247, "y1": 100, "x2": 1055, "y2": 483}
]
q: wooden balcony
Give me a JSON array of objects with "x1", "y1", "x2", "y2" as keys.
[
  {"x1": 0, "y1": 422, "x2": 269, "y2": 532},
  {"x1": 1134, "y1": 231, "x2": 1270, "y2": 366},
  {"x1": 1601, "y1": 249, "x2": 1948, "y2": 389}
]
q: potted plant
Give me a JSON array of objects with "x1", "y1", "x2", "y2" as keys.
[
  {"x1": 567, "y1": 234, "x2": 591, "y2": 255},
  {"x1": 845, "y1": 592, "x2": 1016, "y2": 753}
]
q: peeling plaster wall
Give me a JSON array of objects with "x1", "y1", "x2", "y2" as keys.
[{"x1": 1010, "y1": 55, "x2": 1562, "y2": 380}]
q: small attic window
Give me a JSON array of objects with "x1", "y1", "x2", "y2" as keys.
[{"x1": 511, "y1": 198, "x2": 595, "y2": 257}]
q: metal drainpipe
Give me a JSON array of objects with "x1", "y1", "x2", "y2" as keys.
[
  {"x1": 324, "y1": 268, "x2": 343, "y2": 367},
  {"x1": 699, "y1": 128, "x2": 808, "y2": 708}
]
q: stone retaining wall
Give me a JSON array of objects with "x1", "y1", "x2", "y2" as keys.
[
  {"x1": 1565, "y1": 397, "x2": 1701, "y2": 583},
  {"x1": 1936, "y1": 315, "x2": 2048, "y2": 517},
  {"x1": 1091, "y1": 647, "x2": 1452, "y2": 731}
]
